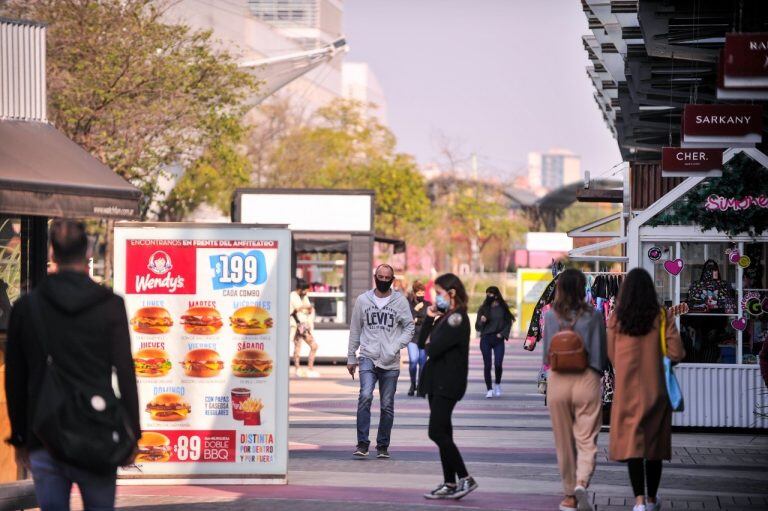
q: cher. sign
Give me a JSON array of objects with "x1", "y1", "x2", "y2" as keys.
[
  {"x1": 682, "y1": 104, "x2": 763, "y2": 147},
  {"x1": 661, "y1": 147, "x2": 723, "y2": 177}
]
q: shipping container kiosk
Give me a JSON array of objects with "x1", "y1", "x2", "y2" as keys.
[{"x1": 233, "y1": 189, "x2": 395, "y2": 362}]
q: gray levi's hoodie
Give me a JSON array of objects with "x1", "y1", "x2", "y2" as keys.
[{"x1": 347, "y1": 290, "x2": 415, "y2": 370}]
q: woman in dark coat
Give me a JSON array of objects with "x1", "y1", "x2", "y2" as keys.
[
  {"x1": 407, "y1": 281, "x2": 430, "y2": 396},
  {"x1": 418, "y1": 273, "x2": 477, "y2": 501},
  {"x1": 475, "y1": 286, "x2": 515, "y2": 398}
]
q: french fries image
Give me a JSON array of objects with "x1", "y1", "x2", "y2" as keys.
[
  {"x1": 240, "y1": 397, "x2": 264, "y2": 425},
  {"x1": 241, "y1": 398, "x2": 264, "y2": 412}
]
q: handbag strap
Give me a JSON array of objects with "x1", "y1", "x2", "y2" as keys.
[{"x1": 659, "y1": 308, "x2": 667, "y2": 358}]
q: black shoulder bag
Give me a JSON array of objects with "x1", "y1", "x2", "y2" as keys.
[{"x1": 29, "y1": 293, "x2": 137, "y2": 473}]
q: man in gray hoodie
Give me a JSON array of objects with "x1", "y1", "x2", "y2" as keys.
[{"x1": 347, "y1": 264, "x2": 415, "y2": 459}]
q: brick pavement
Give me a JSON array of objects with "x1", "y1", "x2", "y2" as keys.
[{"x1": 68, "y1": 339, "x2": 768, "y2": 511}]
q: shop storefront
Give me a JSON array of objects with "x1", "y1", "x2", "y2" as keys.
[
  {"x1": 627, "y1": 149, "x2": 768, "y2": 428},
  {"x1": 0, "y1": 18, "x2": 141, "y2": 490}
]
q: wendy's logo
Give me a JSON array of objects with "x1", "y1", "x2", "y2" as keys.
[{"x1": 148, "y1": 251, "x2": 173, "y2": 275}]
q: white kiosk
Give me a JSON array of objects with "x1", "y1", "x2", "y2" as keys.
[{"x1": 233, "y1": 189, "x2": 378, "y2": 361}]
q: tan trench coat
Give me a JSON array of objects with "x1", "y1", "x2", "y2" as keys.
[{"x1": 607, "y1": 310, "x2": 685, "y2": 461}]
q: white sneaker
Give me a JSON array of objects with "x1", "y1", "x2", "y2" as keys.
[
  {"x1": 306, "y1": 370, "x2": 321, "y2": 378},
  {"x1": 573, "y1": 485, "x2": 593, "y2": 511},
  {"x1": 485, "y1": 389, "x2": 494, "y2": 399},
  {"x1": 493, "y1": 383, "x2": 501, "y2": 397},
  {"x1": 633, "y1": 505, "x2": 646, "y2": 511},
  {"x1": 646, "y1": 499, "x2": 661, "y2": 511}
]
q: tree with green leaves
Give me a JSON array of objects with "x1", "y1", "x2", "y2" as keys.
[
  {"x1": 259, "y1": 99, "x2": 434, "y2": 241},
  {"x1": 1, "y1": 0, "x2": 258, "y2": 218}
]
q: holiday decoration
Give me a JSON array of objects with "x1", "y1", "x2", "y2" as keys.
[
  {"x1": 664, "y1": 258, "x2": 685, "y2": 276},
  {"x1": 727, "y1": 248, "x2": 740, "y2": 263},
  {"x1": 648, "y1": 247, "x2": 662, "y2": 261},
  {"x1": 649, "y1": 153, "x2": 768, "y2": 236}
]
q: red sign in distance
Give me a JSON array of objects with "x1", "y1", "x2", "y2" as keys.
[
  {"x1": 662, "y1": 147, "x2": 723, "y2": 175},
  {"x1": 724, "y1": 33, "x2": 768, "y2": 87}
]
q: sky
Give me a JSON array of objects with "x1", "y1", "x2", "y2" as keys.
[{"x1": 343, "y1": 0, "x2": 622, "y2": 180}]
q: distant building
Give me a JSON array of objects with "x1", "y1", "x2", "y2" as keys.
[
  {"x1": 527, "y1": 148, "x2": 581, "y2": 196},
  {"x1": 248, "y1": 0, "x2": 343, "y2": 49},
  {"x1": 342, "y1": 62, "x2": 387, "y2": 125},
  {"x1": 166, "y1": 0, "x2": 346, "y2": 112}
]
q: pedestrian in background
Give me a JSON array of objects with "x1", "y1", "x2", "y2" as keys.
[
  {"x1": 5, "y1": 219, "x2": 140, "y2": 511},
  {"x1": 542, "y1": 269, "x2": 607, "y2": 511},
  {"x1": 290, "y1": 278, "x2": 319, "y2": 378},
  {"x1": 608, "y1": 268, "x2": 685, "y2": 511},
  {"x1": 347, "y1": 264, "x2": 415, "y2": 459},
  {"x1": 419, "y1": 273, "x2": 478, "y2": 500},
  {"x1": 407, "y1": 280, "x2": 430, "y2": 396},
  {"x1": 475, "y1": 286, "x2": 515, "y2": 398}
]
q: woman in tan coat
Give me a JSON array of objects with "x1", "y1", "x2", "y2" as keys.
[{"x1": 607, "y1": 268, "x2": 685, "y2": 511}]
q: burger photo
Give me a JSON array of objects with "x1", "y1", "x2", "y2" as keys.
[
  {"x1": 136, "y1": 431, "x2": 171, "y2": 463},
  {"x1": 133, "y1": 348, "x2": 172, "y2": 377},
  {"x1": 232, "y1": 349, "x2": 273, "y2": 378},
  {"x1": 229, "y1": 306, "x2": 274, "y2": 335},
  {"x1": 145, "y1": 393, "x2": 191, "y2": 421},
  {"x1": 130, "y1": 307, "x2": 173, "y2": 335},
  {"x1": 181, "y1": 348, "x2": 224, "y2": 377},
  {"x1": 180, "y1": 306, "x2": 223, "y2": 335}
]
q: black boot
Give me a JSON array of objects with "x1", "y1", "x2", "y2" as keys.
[{"x1": 408, "y1": 382, "x2": 416, "y2": 396}]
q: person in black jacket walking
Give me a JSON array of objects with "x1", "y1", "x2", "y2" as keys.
[
  {"x1": 475, "y1": 286, "x2": 515, "y2": 399},
  {"x1": 5, "y1": 220, "x2": 140, "y2": 511},
  {"x1": 406, "y1": 281, "x2": 430, "y2": 396},
  {"x1": 418, "y1": 273, "x2": 478, "y2": 500}
]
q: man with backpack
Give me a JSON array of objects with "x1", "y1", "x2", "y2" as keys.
[{"x1": 5, "y1": 219, "x2": 140, "y2": 510}]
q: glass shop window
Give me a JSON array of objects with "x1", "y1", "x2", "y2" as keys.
[
  {"x1": 295, "y1": 251, "x2": 347, "y2": 325},
  {"x1": 679, "y1": 242, "x2": 740, "y2": 364},
  {"x1": 742, "y1": 243, "x2": 767, "y2": 365},
  {"x1": 0, "y1": 216, "x2": 22, "y2": 331}
]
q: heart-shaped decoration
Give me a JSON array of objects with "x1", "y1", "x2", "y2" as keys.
[
  {"x1": 663, "y1": 259, "x2": 684, "y2": 276},
  {"x1": 731, "y1": 317, "x2": 747, "y2": 331}
]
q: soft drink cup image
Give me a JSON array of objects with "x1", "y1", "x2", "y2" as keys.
[{"x1": 231, "y1": 387, "x2": 251, "y2": 420}]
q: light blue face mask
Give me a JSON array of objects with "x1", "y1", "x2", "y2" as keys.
[{"x1": 435, "y1": 294, "x2": 450, "y2": 311}]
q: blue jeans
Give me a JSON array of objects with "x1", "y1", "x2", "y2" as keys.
[
  {"x1": 356, "y1": 356, "x2": 400, "y2": 449},
  {"x1": 407, "y1": 342, "x2": 426, "y2": 387},
  {"x1": 29, "y1": 449, "x2": 117, "y2": 511},
  {"x1": 480, "y1": 333, "x2": 505, "y2": 390}
]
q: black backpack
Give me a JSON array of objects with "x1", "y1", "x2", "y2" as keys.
[{"x1": 30, "y1": 293, "x2": 137, "y2": 473}]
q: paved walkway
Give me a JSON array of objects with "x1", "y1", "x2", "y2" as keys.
[{"x1": 79, "y1": 340, "x2": 767, "y2": 510}]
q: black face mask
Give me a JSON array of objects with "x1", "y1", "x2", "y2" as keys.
[
  {"x1": 415, "y1": 296, "x2": 424, "y2": 303},
  {"x1": 375, "y1": 278, "x2": 393, "y2": 293}
]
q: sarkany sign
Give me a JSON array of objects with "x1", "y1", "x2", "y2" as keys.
[{"x1": 682, "y1": 104, "x2": 763, "y2": 147}]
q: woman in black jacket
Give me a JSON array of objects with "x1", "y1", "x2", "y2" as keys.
[
  {"x1": 475, "y1": 286, "x2": 515, "y2": 398},
  {"x1": 418, "y1": 273, "x2": 478, "y2": 500}
]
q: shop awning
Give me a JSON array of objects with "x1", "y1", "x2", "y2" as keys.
[{"x1": 0, "y1": 120, "x2": 141, "y2": 219}]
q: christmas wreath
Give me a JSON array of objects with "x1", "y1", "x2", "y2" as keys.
[{"x1": 649, "y1": 152, "x2": 768, "y2": 237}]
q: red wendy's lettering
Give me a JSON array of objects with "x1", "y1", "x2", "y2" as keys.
[{"x1": 704, "y1": 194, "x2": 768, "y2": 212}]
